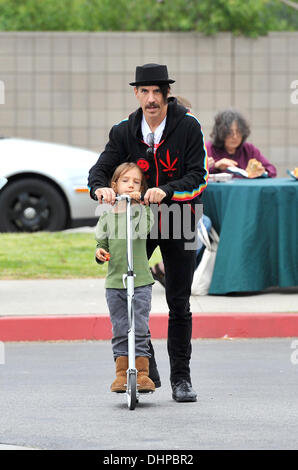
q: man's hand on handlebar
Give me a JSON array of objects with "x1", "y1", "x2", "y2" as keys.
[
  {"x1": 143, "y1": 187, "x2": 166, "y2": 205},
  {"x1": 95, "y1": 187, "x2": 116, "y2": 205}
]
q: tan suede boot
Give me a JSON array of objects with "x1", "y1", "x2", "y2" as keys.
[
  {"x1": 110, "y1": 356, "x2": 128, "y2": 393},
  {"x1": 136, "y1": 357, "x2": 155, "y2": 393}
]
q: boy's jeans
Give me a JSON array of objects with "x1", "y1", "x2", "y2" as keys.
[{"x1": 106, "y1": 285, "x2": 152, "y2": 358}]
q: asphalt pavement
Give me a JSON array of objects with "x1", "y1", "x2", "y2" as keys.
[{"x1": 0, "y1": 338, "x2": 298, "y2": 450}]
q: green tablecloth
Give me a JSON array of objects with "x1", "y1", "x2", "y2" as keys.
[{"x1": 201, "y1": 178, "x2": 298, "y2": 294}]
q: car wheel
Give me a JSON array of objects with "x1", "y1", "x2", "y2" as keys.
[{"x1": 0, "y1": 178, "x2": 68, "y2": 232}]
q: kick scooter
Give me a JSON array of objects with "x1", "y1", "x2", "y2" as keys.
[
  {"x1": 103, "y1": 194, "x2": 142, "y2": 410},
  {"x1": 120, "y1": 194, "x2": 138, "y2": 410}
]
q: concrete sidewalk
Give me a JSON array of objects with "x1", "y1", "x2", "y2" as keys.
[{"x1": 0, "y1": 278, "x2": 297, "y2": 341}]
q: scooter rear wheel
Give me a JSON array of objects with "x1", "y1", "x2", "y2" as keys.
[{"x1": 127, "y1": 370, "x2": 137, "y2": 410}]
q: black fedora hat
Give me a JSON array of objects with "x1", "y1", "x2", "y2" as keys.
[{"x1": 129, "y1": 63, "x2": 175, "y2": 86}]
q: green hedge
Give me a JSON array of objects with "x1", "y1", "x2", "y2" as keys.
[{"x1": 0, "y1": 0, "x2": 297, "y2": 36}]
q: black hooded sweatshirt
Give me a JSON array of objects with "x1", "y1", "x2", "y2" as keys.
[{"x1": 88, "y1": 98, "x2": 208, "y2": 219}]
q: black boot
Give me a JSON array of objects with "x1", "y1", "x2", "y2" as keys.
[
  {"x1": 171, "y1": 379, "x2": 197, "y2": 402},
  {"x1": 148, "y1": 340, "x2": 161, "y2": 388}
]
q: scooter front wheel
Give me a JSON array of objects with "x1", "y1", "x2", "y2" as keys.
[{"x1": 127, "y1": 370, "x2": 137, "y2": 410}]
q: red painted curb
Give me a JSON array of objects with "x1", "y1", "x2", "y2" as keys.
[{"x1": 0, "y1": 313, "x2": 298, "y2": 341}]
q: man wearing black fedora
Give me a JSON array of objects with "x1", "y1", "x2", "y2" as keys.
[{"x1": 88, "y1": 63, "x2": 208, "y2": 402}]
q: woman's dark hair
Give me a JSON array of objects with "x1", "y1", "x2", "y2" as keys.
[{"x1": 210, "y1": 109, "x2": 251, "y2": 149}]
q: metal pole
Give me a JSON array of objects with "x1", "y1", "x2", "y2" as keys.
[{"x1": 126, "y1": 196, "x2": 136, "y2": 371}]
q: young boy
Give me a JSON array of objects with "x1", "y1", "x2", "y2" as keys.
[{"x1": 95, "y1": 162, "x2": 155, "y2": 393}]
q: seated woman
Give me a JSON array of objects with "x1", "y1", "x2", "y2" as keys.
[{"x1": 206, "y1": 109, "x2": 277, "y2": 178}]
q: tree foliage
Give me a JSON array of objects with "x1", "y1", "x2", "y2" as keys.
[{"x1": 0, "y1": 0, "x2": 297, "y2": 36}]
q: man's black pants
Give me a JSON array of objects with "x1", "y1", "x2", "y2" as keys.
[{"x1": 147, "y1": 237, "x2": 197, "y2": 383}]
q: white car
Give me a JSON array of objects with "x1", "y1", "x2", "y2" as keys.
[
  {"x1": 0, "y1": 176, "x2": 7, "y2": 190},
  {"x1": 0, "y1": 137, "x2": 99, "y2": 232}
]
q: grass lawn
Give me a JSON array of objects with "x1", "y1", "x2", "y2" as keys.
[{"x1": 0, "y1": 232, "x2": 162, "y2": 280}]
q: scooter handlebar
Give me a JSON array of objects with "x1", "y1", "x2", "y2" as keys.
[{"x1": 101, "y1": 194, "x2": 145, "y2": 203}]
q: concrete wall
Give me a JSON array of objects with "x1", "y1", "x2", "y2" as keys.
[{"x1": 0, "y1": 31, "x2": 297, "y2": 176}]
